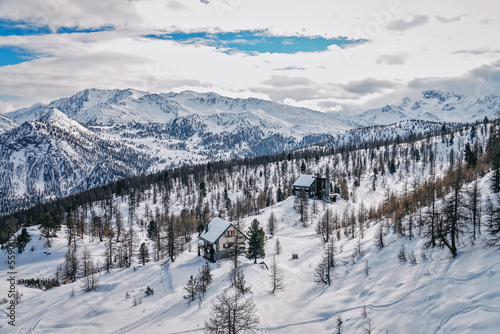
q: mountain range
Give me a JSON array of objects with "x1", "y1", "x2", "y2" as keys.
[{"x1": 0, "y1": 88, "x2": 498, "y2": 214}]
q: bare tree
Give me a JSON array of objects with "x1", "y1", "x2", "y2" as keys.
[
  {"x1": 336, "y1": 315, "x2": 343, "y2": 334},
  {"x1": 267, "y1": 211, "x2": 277, "y2": 235},
  {"x1": 274, "y1": 238, "x2": 282, "y2": 255},
  {"x1": 315, "y1": 239, "x2": 336, "y2": 285},
  {"x1": 373, "y1": 222, "x2": 385, "y2": 249},
  {"x1": 363, "y1": 318, "x2": 374, "y2": 334},
  {"x1": 205, "y1": 290, "x2": 259, "y2": 334},
  {"x1": 269, "y1": 255, "x2": 285, "y2": 294}
]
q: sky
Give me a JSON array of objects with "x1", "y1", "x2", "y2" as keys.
[{"x1": 0, "y1": 0, "x2": 499, "y2": 114}]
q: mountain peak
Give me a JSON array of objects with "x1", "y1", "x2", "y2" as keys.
[{"x1": 422, "y1": 90, "x2": 462, "y2": 103}]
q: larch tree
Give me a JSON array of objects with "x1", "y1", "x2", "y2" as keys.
[
  {"x1": 267, "y1": 211, "x2": 277, "y2": 235},
  {"x1": 205, "y1": 290, "x2": 259, "y2": 334},
  {"x1": 269, "y1": 255, "x2": 285, "y2": 294}
]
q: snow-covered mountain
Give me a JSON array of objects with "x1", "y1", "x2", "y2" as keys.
[
  {"x1": 354, "y1": 90, "x2": 500, "y2": 125},
  {"x1": 0, "y1": 108, "x2": 158, "y2": 214},
  {"x1": 0, "y1": 114, "x2": 18, "y2": 134},
  {"x1": 1, "y1": 88, "x2": 499, "y2": 214}
]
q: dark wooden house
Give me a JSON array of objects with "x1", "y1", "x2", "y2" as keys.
[{"x1": 293, "y1": 175, "x2": 329, "y2": 199}]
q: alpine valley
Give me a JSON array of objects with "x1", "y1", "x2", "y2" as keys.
[{"x1": 1, "y1": 88, "x2": 499, "y2": 215}]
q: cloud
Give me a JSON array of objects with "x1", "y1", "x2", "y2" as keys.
[
  {"x1": 376, "y1": 53, "x2": 408, "y2": 65},
  {"x1": 452, "y1": 48, "x2": 500, "y2": 56},
  {"x1": 407, "y1": 60, "x2": 500, "y2": 97},
  {"x1": 341, "y1": 78, "x2": 397, "y2": 96},
  {"x1": 199, "y1": 0, "x2": 209, "y2": 4},
  {"x1": 387, "y1": 15, "x2": 429, "y2": 31},
  {"x1": 273, "y1": 66, "x2": 306, "y2": 71},
  {"x1": 435, "y1": 14, "x2": 468, "y2": 24},
  {"x1": 262, "y1": 75, "x2": 311, "y2": 87},
  {"x1": 166, "y1": 1, "x2": 188, "y2": 10}
]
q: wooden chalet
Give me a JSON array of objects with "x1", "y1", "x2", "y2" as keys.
[
  {"x1": 292, "y1": 174, "x2": 329, "y2": 199},
  {"x1": 199, "y1": 218, "x2": 248, "y2": 262}
]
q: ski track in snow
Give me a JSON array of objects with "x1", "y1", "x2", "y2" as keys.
[
  {"x1": 432, "y1": 305, "x2": 500, "y2": 334},
  {"x1": 109, "y1": 294, "x2": 182, "y2": 334},
  {"x1": 167, "y1": 260, "x2": 500, "y2": 334}
]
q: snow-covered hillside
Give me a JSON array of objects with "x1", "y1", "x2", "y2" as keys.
[
  {"x1": 1, "y1": 120, "x2": 499, "y2": 333},
  {"x1": 0, "y1": 114, "x2": 17, "y2": 134},
  {"x1": 1, "y1": 180, "x2": 499, "y2": 333}
]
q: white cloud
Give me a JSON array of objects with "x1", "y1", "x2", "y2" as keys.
[{"x1": 0, "y1": 0, "x2": 499, "y2": 114}]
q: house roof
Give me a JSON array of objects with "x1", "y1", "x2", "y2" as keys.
[
  {"x1": 293, "y1": 175, "x2": 316, "y2": 187},
  {"x1": 200, "y1": 217, "x2": 232, "y2": 244}
]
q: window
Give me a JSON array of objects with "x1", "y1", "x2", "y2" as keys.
[{"x1": 226, "y1": 230, "x2": 235, "y2": 237}]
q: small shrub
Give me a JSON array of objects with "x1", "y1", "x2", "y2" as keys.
[{"x1": 145, "y1": 285, "x2": 154, "y2": 296}]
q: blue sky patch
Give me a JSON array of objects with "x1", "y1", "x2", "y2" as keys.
[
  {"x1": 0, "y1": 19, "x2": 114, "y2": 66},
  {"x1": 146, "y1": 29, "x2": 365, "y2": 54},
  {"x1": 0, "y1": 19, "x2": 114, "y2": 36},
  {"x1": 0, "y1": 46, "x2": 40, "y2": 66}
]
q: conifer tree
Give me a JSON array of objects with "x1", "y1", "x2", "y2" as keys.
[
  {"x1": 247, "y1": 219, "x2": 265, "y2": 263},
  {"x1": 138, "y1": 242, "x2": 150, "y2": 265},
  {"x1": 183, "y1": 275, "x2": 199, "y2": 305}
]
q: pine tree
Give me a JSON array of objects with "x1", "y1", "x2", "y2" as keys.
[
  {"x1": 38, "y1": 211, "x2": 61, "y2": 248},
  {"x1": 16, "y1": 227, "x2": 31, "y2": 253},
  {"x1": 198, "y1": 262, "x2": 213, "y2": 299},
  {"x1": 138, "y1": 242, "x2": 150, "y2": 265},
  {"x1": 183, "y1": 275, "x2": 199, "y2": 304},
  {"x1": 234, "y1": 270, "x2": 251, "y2": 295},
  {"x1": 247, "y1": 219, "x2": 265, "y2": 263},
  {"x1": 269, "y1": 255, "x2": 285, "y2": 294}
]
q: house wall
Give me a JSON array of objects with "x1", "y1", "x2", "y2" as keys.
[{"x1": 204, "y1": 226, "x2": 246, "y2": 262}]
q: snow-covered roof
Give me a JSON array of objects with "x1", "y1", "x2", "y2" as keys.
[
  {"x1": 293, "y1": 175, "x2": 316, "y2": 187},
  {"x1": 200, "y1": 217, "x2": 232, "y2": 244}
]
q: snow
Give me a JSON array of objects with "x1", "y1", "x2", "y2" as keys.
[
  {"x1": 292, "y1": 175, "x2": 316, "y2": 187},
  {"x1": 2, "y1": 172, "x2": 500, "y2": 333},
  {"x1": 199, "y1": 218, "x2": 231, "y2": 244}
]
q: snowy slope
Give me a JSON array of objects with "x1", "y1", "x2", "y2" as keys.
[
  {"x1": 1, "y1": 190, "x2": 499, "y2": 333},
  {"x1": 0, "y1": 123, "x2": 498, "y2": 333},
  {"x1": 0, "y1": 114, "x2": 18, "y2": 134}
]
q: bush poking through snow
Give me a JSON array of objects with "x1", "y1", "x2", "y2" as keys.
[{"x1": 145, "y1": 285, "x2": 154, "y2": 296}]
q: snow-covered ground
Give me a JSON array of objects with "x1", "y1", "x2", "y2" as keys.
[{"x1": 1, "y1": 181, "x2": 499, "y2": 333}]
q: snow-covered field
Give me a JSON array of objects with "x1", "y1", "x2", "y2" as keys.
[{"x1": 1, "y1": 184, "x2": 499, "y2": 333}]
